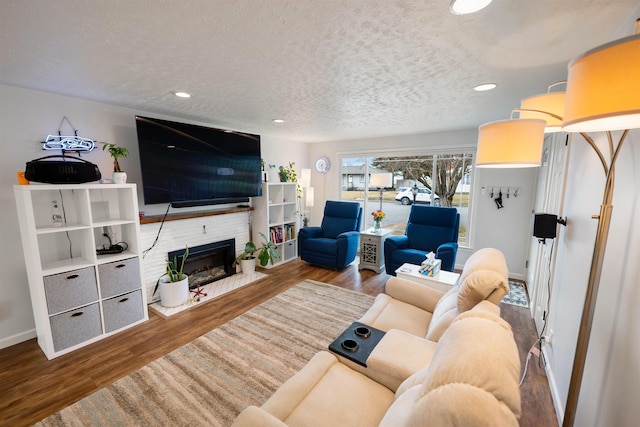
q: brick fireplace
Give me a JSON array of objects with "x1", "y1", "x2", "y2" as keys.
[{"x1": 139, "y1": 210, "x2": 251, "y2": 303}]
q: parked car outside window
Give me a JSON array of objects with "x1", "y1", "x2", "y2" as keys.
[{"x1": 394, "y1": 187, "x2": 441, "y2": 206}]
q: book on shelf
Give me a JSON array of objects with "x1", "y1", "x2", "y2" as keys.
[
  {"x1": 283, "y1": 224, "x2": 296, "y2": 241},
  {"x1": 269, "y1": 226, "x2": 284, "y2": 244}
]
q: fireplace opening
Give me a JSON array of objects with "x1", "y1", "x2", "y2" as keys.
[{"x1": 168, "y1": 239, "x2": 235, "y2": 289}]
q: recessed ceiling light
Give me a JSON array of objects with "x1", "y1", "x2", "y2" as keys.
[
  {"x1": 450, "y1": 0, "x2": 493, "y2": 15},
  {"x1": 273, "y1": 119, "x2": 285, "y2": 123},
  {"x1": 474, "y1": 83, "x2": 497, "y2": 92},
  {"x1": 173, "y1": 91, "x2": 191, "y2": 98}
]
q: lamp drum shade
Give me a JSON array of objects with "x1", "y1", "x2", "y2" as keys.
[
  {"x1": 299, "y1": 168, "x2": 311, "y2": 188},
  {"x1": 476, "y1": 119, "x2": 546, "y2": 168},
  {"x1": 305, "y1": 187, "x2": 314, "y2": 207},
  {"x1": 563, "y1": 34, "x2": 640, "y2": 132},
  {"x1": 520, "y1": 92, "x2": 566, "y2": 133},
  {"x1": 370, "y1": 173, "x2": 393, "y2": 188}
]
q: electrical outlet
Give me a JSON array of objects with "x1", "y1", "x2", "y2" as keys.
[{"x1": 544, "y1": 330, "x2": 554, "y2": 345}]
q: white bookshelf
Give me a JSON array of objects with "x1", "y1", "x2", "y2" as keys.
[
  {"x1": 13, "y1": 183, "x2": 148, "y2": 359},
  {"x1": 252, "y1": 182, "x2": 299, "y2": 268}
]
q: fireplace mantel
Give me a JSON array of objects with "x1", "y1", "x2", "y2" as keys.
[{"x1": 140, "y1": 206, "x2": 253, "y2": 224}]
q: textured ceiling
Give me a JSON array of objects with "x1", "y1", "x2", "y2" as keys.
[{"x1": 0, "y1": 0, "x2": 638, "y2": 142}]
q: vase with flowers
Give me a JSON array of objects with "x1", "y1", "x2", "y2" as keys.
[{"x1": 371, "y1": 210, "x2": 385, "y2": 233}]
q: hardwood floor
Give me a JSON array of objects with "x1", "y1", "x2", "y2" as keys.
[{"x1": 0, "y1": 259, "x2": 557, "y2": 426}]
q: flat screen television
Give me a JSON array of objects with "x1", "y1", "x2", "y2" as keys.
[{"x1": 135, "y1": 116, "x2": 262, "y2": 207}]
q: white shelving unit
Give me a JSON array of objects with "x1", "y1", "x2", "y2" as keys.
[
  {"x1": 13, "y1": 183, "x2": 148, "y2": 359},
  {"x1": 252, "y1": 182, "x2": 299, "y2": 268}
]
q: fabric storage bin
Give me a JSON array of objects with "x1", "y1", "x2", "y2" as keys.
[
  {"x1": 98, "y1": 257, "x2": 141, "y2": 298},
  {"x1": 103, "y1": 290, "x2": 144, "y2": 333},
  {"x1": 284, "y1": 241, "x2": 295, "y2": 260},
  {"x1": 44, "y1": 267, "x2": 98, "y2": 315},
  {"x1": 50, "y1": 303, "x2": 102, "y2": 352}
]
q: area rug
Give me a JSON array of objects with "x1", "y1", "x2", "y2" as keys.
[
  {"x1": 35, "y1": 281, "x2": 375, "y2": 427},
  {"x1": 501, "y1": 281, "x2": 529, "y2": 308}
]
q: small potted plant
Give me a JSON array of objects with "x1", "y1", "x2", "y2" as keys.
[
  {"x1": 234, "y1": 232, "x2": 281, "y2": 274},
  {"x1": 100, "y1": 142, "x2": 129, "y2": 183},
  {"x1": 278, "y1": 162, "x2": 297, "y2": 182},
  {"x1": 153, "y1": 246, "x2": 190, "y2": 307}
]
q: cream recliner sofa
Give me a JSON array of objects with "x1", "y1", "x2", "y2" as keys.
[
  {"x1": 231, "y1": 303, "x2": 522, "y2": 426},
  {"x1": 359, "y1": 247, "x2": 509, "y2": 342}
]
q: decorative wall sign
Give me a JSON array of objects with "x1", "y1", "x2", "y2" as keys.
[{"x1": 40, "y1": 116, "x2": 96, "y2": 152}]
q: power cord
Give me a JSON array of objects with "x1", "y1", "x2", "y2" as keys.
[
  {"x1": 59, "y1": 189, "x2": 73, "y2": 259},
  {"x1": 519, "y1": 340, "x2": 542, "y2": 387},
  {"x1": 521, "y1": 239, "x2": 556, "y2": 386},
  {"x1": 536, "y1": 239, "x2": 555, "y2": 370},
  {"x1": 96, "y1": 229, "x2": 129, "y2": 254},
  {"x1": 143, "y1": 203, "x2": 171, "y2": 258}
]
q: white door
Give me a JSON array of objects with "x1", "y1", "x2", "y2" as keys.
[{"x1": 526, "y1": 133, "x2": 571, "y2": 333}]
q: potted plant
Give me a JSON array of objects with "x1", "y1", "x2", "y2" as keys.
[
  {"x1": 101, "y1": 142, "x2": 129, "y2": 183},
  {"x1": 278, "y1": 161, "x2": 297, "y2": 182},
  {"x1": 234, "y1": 232, "x2": 281, "y2": 274},
  {"x1": 153, "y1": 246, "x2": 190, "y2": 307}
]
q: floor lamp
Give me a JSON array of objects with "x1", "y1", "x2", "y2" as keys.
[
  {"x1": 303, "y1": 187, "x2": 314, "y2": 227},
  {"x1": 299, "y1": 169, "x2": 313, "y2": 227},
  {"x1": 477, "y1": 22, "x2": 640, "y2": 427},
  {"x1": 370, "y1": 172, "x2": 393, "y2": 212}
]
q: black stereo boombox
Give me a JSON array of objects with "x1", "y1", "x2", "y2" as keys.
[{"x1": 25, "y1": 155, "x2": 102, "y2": 184}]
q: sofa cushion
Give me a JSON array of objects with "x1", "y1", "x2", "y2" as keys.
[
  {"x1": 424, "y1": 285, "x2": 459, "y2": 341},
  {"x1": 358, "y1": 294, "x2": 433, "y2": 337},
  {"x1": 384, "y1": 277, "x2": 445, "y2": 313},
  {"x1": 387, "y1": 310, "x2": 520, "y2": 426},
  {"x1": 424, "y1": 247, "x2": 508, "y2": 341},
  {"x1": 261, "y1": 351, "x2": 394, "y2": 427},
  {"x1": 379, "y1": 385, "x2": 423, "y2": 427},
  {"x1": 363, "y1": 329, "x2": 438, "y2": 392},
  {"x1": 381, "y1": 383, "x2": 519, "y2": 427},
  {"x1": 456, "y1": 247, "x2": 509, "y2": 310},
  {"x1": 401, "y1": 309, "x2": 521, "y2": 415},
  {"x1": 232, "y1": 406, "x2": 288, "y2": 426}
]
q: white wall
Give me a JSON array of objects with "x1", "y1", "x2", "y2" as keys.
[
  {"x1": 545, "y1": 129, "x2": 640, "y2": 426},
  {"x1": 0, "y1": 84, "x2": 307, "y2": 349},
  {"x1": 306, "y1": 130, "x2": 537, "y2": 278}
]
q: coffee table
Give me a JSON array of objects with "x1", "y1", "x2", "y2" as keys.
[
  {"x1": 395, "y1": 262, "x2": 460, "y2": 292},
  {"x1": 328, "y1": 322, "x2": 385, "y2": 367}
]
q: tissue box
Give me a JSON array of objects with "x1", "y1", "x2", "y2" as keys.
[{"x1": 419, "y1": 258, "x2": 441, "y2": 277}]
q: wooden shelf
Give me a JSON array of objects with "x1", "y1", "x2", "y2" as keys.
[{"x1": 140, "y1": 206, "x2": 253, "y2": 224}]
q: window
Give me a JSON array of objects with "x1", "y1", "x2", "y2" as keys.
[{"x1": 340, "y1": 152, "x2": 474, "y2": 246}]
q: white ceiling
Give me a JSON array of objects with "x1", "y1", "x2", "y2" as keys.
[{"x1": 1, "y1": 0, "x2": 638, "y2": 142}]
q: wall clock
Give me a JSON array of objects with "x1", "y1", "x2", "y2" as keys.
[{"x1": 315, "y1": 156, "x2": 330, "y2": 173}]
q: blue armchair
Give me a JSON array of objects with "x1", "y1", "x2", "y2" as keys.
[
  {"x1": 385, "y1": 205, "x2": 459, "y2": 274},
  {"x1": 298, "y1": 201, "x2": 362, "y2": 269}
]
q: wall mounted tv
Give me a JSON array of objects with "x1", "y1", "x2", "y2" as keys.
[{"x1": 135, "y1": 116, "x2": 262, "y2": 207}]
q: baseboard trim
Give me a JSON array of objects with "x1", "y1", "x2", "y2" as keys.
[
  {"x1": 0, "y1": 328, "x2": 36, "y2": 350},
  {"x1": 542, "y1": 344, "x2": 564, "y2": 426}
]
